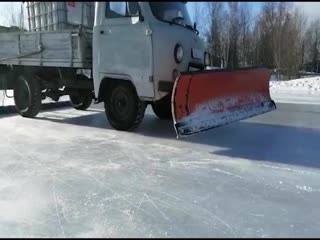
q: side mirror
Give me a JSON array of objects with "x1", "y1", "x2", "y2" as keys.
[
  {"x1": 139, "y1": 10, "x2": 144, "y2": 22},
  {"x1": 194, "y1": 22, "x2": 197, "y2": 30},
  {"x1": 127, "y1": 3, "x2": 138, "y2": 15},
  {"x1": 127, "y1": 2, "x2": 144, "y2": 21}
]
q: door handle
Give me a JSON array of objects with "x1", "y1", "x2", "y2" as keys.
[{"x1": 100, "y1": 30, "x2": 105, "y2": 35}]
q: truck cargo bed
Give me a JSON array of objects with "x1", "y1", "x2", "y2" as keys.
[{"x1": 0, "y1": 29, "x2": 92, "y2": 68}]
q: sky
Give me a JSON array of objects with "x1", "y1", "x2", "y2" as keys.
[
  {"x1": 186, "y1": 2, "x2": 264, "y2": 22},
  {"x1": 0, "y1": 2, "x2": 319, "y2": 27}
]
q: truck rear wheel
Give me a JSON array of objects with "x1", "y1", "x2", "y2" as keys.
[
  {"x1": 151, "y1": 95, "x2": 172, "y2": 120},
  {"x1": 104, "y1": 82, "x2": 146, "y2": 131},
  {"x1": 69, "y1": 90, "x2": 92, "y2": 110},
  {"x1": 14, "y1": 74, "x2": 41, "y2": 118}
]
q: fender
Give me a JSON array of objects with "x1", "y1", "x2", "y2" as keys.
[{"x1": 96, "y1": 73, "x2": 154, "y2": 103}]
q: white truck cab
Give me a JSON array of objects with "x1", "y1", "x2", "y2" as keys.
[
  {"x1": 0, "y1": 2, "x2": 211, "y2": 133},
  {"x1": 93, "y1": 2, "x2": 209, "y2": 104}
]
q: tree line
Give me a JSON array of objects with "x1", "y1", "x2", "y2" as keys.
[{"x1": 194, "y1": 2, "x2": 320, "y2": 79}]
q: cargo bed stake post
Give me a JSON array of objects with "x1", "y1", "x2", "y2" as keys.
[
  {"x1": 70, "y1": 31, "x2": 73, "y2": 67},
  {"x1": 39, "y1": 32, "x2": 43, "y2": 66},
  {"x1": 26, "y1": 2, "x2": 31, "y2": 31},
  {"x1": 17, "y1": 34, "x2": 21, "y2": 65}
]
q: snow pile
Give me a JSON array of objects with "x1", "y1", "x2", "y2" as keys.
[
  {"x1": 0, "y1": 90, "x2": 14, "y2": 106},
  {"x1": 270, "y1": 77, "x2": 320, "y2": 96}
]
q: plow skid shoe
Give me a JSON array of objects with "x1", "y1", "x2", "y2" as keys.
[{"x1": 172, "y1": 68, "x2": 276, "y2": 138}]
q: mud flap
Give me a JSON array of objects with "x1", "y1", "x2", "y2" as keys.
[{"x1": 172, "y1": 68, "x2": 277, "y2": 138}]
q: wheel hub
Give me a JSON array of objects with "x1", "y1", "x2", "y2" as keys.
[{"x1": 111, "y1": 88, "x2": 131, "y2": 120}]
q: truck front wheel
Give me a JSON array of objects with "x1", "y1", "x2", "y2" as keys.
[
  {"x1": 14, "y1": 74, "x2": 41, "y2": 118},
  {"x1": 69, "y1": 90, "x2": 92, "y2": 110},
  {"x1": 104, "y1": 82, "x2": 146, "y2": 131}
]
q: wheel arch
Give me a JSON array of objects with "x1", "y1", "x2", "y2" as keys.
[{"x1": 97, "y1": 77, "x2": 139, "y2": 103}]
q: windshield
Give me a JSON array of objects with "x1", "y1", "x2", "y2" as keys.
[{"x1": 149, "y1": 2, "x2": 193, "y2": 29}]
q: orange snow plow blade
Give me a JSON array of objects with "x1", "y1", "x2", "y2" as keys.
[{"x1": 172, "y1": 68, "x2": 276, "y2": 137}]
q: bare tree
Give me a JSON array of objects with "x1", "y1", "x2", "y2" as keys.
[
  {"x1": 304, "y1": 19, "x2": 320, "y2": 73},
  {"x1": 255, "y1": 2, "x2": 306, "y2": 78},
  {"x1": 227, "y1": 2, "x2": 240, "y2": 69},
  {"x1": 202, "y1": 1, "x2": 308, "y2": 74},
  {"x1": 274, "y1": 2, "x2": 292, "y2": 74},
  {"x1": 256, "y1": 2, "x2": 277, "y2": 68},
  {"x1": 238, "y1": 2, "x2": 252, "y2": 67},
  {"x1": 192, "y1": 2, "x2": 206, "y2": 41},
  {"x1": 205, "y1": 2, "x2": 226, "y2": 67},
  {"x1": 284, "y1": 7, "x2": 306, "y2": 78}
]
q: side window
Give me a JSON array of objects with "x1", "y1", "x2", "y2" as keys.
[
  {"x1": 106, "y1": 2, "x2": 139, "y2": 18},
  {"x1": 110, "y1": 2, "x2": 126, "y2": 17}
]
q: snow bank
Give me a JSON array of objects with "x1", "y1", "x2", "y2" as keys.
[
  {"x1": 269, "y1": 77, "x2": 320, "y2": 104},
  {"x1": 270, "y1": 77, "x2": 320, "y2": 96}
]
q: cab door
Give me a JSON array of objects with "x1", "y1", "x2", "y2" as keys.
[{"x1": 93, "y1": 2, "x2": 154, "y2": 99}]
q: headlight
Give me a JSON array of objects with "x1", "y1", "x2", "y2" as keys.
[
  {"x1": 204, "y1": 52, "x2": 211, "y2": 66},
  {"x1": 174, "y1": 44, "x2": 184, "y2": 64}
]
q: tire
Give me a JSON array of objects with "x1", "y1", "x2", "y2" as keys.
[
  {"x1": 104, "y1": 82, "x2": 146, "y2": 131},
  {"x1": 14, "y1": 74, "x2": 41, "y2": 118},
  {"x1": 69, "y1": 90, "x2": 92, "y2": 110},
  {"x1": 151, "y1": 94, "x2": 172, "y2": 120}
]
